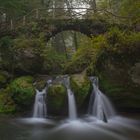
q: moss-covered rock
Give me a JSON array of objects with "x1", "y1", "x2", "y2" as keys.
[
  {"x1": 47, "y1": 84, "x2": 67, "y2": 116},
  {"x1": 35, "y1": 79, "x2": 47, "y2": 91},
  {"x1": 13, "y1": 37, "x2": 44, "y2": 74},
  {"x1": 0, "y1": 87, "x2": 16, "y2": 114},
  {"x1": 70, "y1": 73, "x2": 92, "y2": 109},
  {"x1": 92, "y1": 29, "x2": 140, "y2": 112},
  {"x1": 34, "y1": 75, "x2": 52, "y2": 91},
  {"x1": 10, "y1": 76, "x2": 35, "y2": 110},
  {"x1": 99, "y1": 71, "x2": 140, "y2": 111},
  {"x1": 96, "y1": 49, "x2": 140, "y2": 111}
]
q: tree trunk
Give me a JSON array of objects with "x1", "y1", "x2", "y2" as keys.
[
  {"x1": 91, "y1": 0, "x2": 97, "y2": 13},
  {"x1": 73, "y1": 32, "x2": 78, "y2": 50},
  {"x1": 61, "y1": 32, "x2": 68, "y2": 59}
]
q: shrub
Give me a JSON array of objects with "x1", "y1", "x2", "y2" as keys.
[{"x1": 10, "y1": 76, "x2": 35, "y2": 109}]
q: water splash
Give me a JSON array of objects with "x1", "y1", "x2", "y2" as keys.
[{"x1": 89, "y1": 77, "x2": 116, "y2": 122}]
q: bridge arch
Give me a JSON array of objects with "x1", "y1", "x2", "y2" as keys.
[
  {"x1": 41, "y1": 19, "x2": 108, "y2": 41},
  {"x1": 0, "y1": 19, "x2": 109, "y2": 40}
]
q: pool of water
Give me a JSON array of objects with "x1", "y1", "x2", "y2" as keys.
[{"x1": 0, "y1": 115, "x2": 140, "y2": 140}]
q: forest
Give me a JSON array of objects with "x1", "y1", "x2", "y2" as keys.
[{"x1": 0, "y1": 0, "x2": 140, "y2": 140}]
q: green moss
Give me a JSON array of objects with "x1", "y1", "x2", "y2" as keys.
[
  {"x1": 0, "y1": 87, "x2": 16, "y2": 114},
  {"x1": 94, "y1": 30, "x2": 140, "y2": 110},
  {"x1": 98, "y1": 71, "x2": 140, "y2": 110},
  {"x1": 10, "y1": 76, "x2": 35, "y2": 109},
  {"x1": 47, "y1": 84, "x2": 67, "y2": 115},
  {"x1": 70, "y1": 73, "x2": 92, "y2": 107},
  {"x1": 99, "y1": 73, "x2": 125, "y2": 95},
  {"x1": 35, "y1": 79, "x2": 47, "y2": 91}
]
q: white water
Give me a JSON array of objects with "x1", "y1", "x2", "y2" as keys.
[
  {"x1": 16, "y1": 76, "x2": 140, "y2": 140},
  {"x1": 64, "y1": 76, "x2": 77, "y2": 120},
  {"x1": 67, "y1": 89, "x2": 77, "y2": 120},
  {"x1": 89, "y1": 77, "x2": 116, "y2": 122},
  {"x1": 33, "y1": 87, "x2": 47, "y2": 118}
]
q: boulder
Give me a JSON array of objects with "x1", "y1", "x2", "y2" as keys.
[
  {"x1": 70, "y1": 73, "x2": 92, "y2": 110},
  {"x1": 47, "y1": 84, "x2": 67, "y2": 116}
]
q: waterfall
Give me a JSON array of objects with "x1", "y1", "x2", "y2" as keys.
[
  {"x1": 33, "y1": 87, "x2": 47, "y2": 118},
  {"x1": 89, "y1": 77, "x2": 116, "y2": 122},
  {"x1": 64, "y1": 76, "x2": 77, "y2": 120},
  {"x1": 67, "y1": 89, "x2": 77, "y2": 120}
]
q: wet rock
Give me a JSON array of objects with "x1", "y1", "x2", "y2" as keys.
[
  {"x1": 47, "y1": 83, "x2": 67, "y2": 116},
  {"x1": 131, "y1": 62, "x2": 140, "y2": 85},
  {"x1": 96, "y1": 49, "x2": 140, "y2": 112},
  {"x1": 70, "y1": 73, "x2": 92, "y2": 110}
]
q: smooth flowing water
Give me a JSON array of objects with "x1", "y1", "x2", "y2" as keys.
[
  {"x1": 0, "y1": 76, "x2": 140, "y2": 140},
  {"x1": 64, "y1": 76, "x2": 77, "y2": 120},
  {"x1": 0, "y1": 115, "x2": 139, "y2": 140},
  {"x1": 88, "y1": 77, "x2": 116, "y2": 122},
  {"x1": 33, "y1": 87, "x2": 47, "y2": 118},
  {"x1": 67, "y1": 89, "x2": 77, "y2": 120}
]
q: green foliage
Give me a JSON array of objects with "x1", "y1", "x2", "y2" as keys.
[
  {"x1": 0, "y1": 87, "x2": 16, "y2": 114},
  {"x1": 124, "y1": 32, "x2": 140, "y2": 48},
  {"x1": 13, "y1": 37, "x2": 45, "y2": 73},
  {"x1": 65, "y1": 35, "x2": 107, "y2": 74},
  {"x1": 42, "y1": 47, "x2": 67, "y2": 74},
  {"x1": 119, "y1": 0, "x2": 140, "y2": 24},
  {"x1": 0, "y1": 36, "x2": 13, "y2": 48},
  {"x1": 14, "y1": 37, "x2": 44, "y2": 50},
  {"x1": 10, "y1": 76, "x2": 35, "y2": 109},
  {"x1": 13, "y1": 36, "x2": 67, "y2": 74},
  {"x1": 0, "y1": 0, "x2": 28, "y2": 18},
  {"x1": 106, "y1": 27, "x2": 126, "y2": 47},
  {"x1": 0, "y1": 36, "x2": 14, "y2": 71},
  {"x1": 106, "y1": 27, "x2": 140, "y2": 62},
  {"x1": 47, "y1": 84, "x2": 67, "y2": 115},
  {"x1": 95, "y1": 28, "x2": 140, "y2": 110},
  {"x1": 97, "y1": 0, "x2": 140, "y2": 25}
]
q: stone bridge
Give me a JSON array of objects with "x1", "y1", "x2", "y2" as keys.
[
  {"x1": 30, "y1": 19, "x2": 109, "y2": 41},
  {"x1": 0, "y1": 8, "x2": 125, "y2": 40},
  {"x1": 0, "y1": 18, "x2": 109, "y2": 40}
]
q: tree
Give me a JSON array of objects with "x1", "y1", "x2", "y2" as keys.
[
  {"x1": 0, "y1": 0, "x2": 26, "y2": 19},
  {"x1": 89, "y1": 0, "x2": 97, "y2": 13}
]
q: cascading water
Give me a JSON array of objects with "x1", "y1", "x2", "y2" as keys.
[
  {"x1": 64, "y1": 76, "x2": 77, "y2": 120},
  {"x1": 88, "y1": 77, "x2": 116, "y2": 122},
  {"x1": 33, "y1": 87, "x2": 47, "y2": 118},
  {"x1": 67, "y1": 89, "x2": 77, "y2": 120}
]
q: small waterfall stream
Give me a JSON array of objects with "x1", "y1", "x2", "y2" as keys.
[
  {"x1": 33, "y1": 87, "x2": 47, "y2": 118},
  {"x1": 67, "y1": 89, "x2": 77, "y2": 120},
  {"x1": 89, "y1": 77, "x2": 116, "y2": 122},
  {"x1": 64, "y1": 76, "x2": 77, "y2": 120}
]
